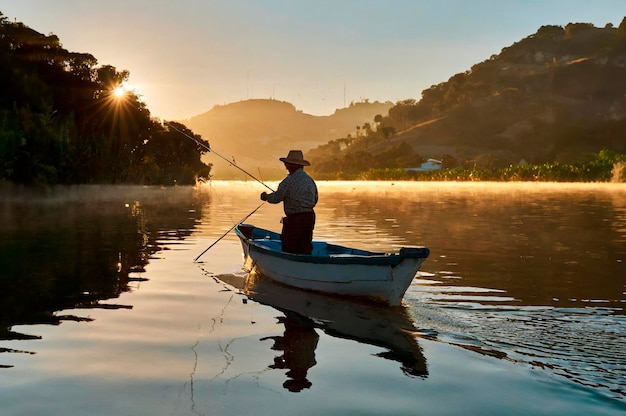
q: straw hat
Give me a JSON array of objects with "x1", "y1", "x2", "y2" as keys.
[{"x1": 279, "y1": 150, "x2": 310, "y2": 166}]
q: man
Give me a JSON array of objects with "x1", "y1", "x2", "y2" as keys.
[{"x1": 261, "y1": 150, "x2": 318, "y2": 254}]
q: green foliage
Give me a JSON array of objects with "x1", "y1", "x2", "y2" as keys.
[
  {"x1": 357, "y1": 18, "x2": 626, "y2": 171},
  {"x1": 329, "y1": 150, "x2": 625, "y2": 182},
  {"x1": 0, "y1": 15, "x2": 211, "y2": 186},
  {"x1": 309, "y1": 140, "x2": 423, "y2": 178},
  {"x1": 306, "y1": 18, "x2": 626, "y2": 183},
  {"x1": 140, "y1": 122, "x2": 212, "y2": 185},
  {"x1": 535, "y1": 25, "x2": 565, "y2": 39}
]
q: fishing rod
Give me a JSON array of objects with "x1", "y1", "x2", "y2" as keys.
[
  {"x1": 165, "y1": 121, "x2": 275, "y2": 192},
  {"x1": 193, "y1": 202, "x2": 265, "y2": 262},
  {"x1": 164, "y1": 122, "x2": 277, "y2": 260}
]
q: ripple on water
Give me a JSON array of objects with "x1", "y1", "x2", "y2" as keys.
[{"x1": 406, "y1": 281, "x2": 626, "y2": 402}]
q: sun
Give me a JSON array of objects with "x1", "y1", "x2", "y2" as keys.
[{"x1": 113, "y1": 86, "x2": 125, "y2": 98}]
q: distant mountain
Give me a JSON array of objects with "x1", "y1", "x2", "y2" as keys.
[
  {"x1": 184, "y1": 20, "x2": 626, "y2": 179},
  {"x1": 308, "y1": 19, "x2": 626, "y2": 173},
  {"x1": 182, "y1": 99, "x2": 392, "y2": 179}
]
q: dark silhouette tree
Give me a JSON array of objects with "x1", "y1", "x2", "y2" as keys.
[{"x1": 0, "y1": 15, "x2": 211, "y2": 185}]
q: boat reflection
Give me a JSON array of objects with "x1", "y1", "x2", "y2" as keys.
[{"x1": 215, "y1": 271, "x2": 428, "y2": 392}]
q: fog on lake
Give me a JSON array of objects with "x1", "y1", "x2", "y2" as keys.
[{"x1": 1, "y1": 181, "x2": 624, "y2": 414}]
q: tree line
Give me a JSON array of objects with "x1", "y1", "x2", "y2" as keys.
[
  {"x1": 356, "y1": 150, "x2": 626, "y2": 182},
  {"x1": 309, "y1": 124, "x2": 626, "y2": 181},
  {"x1": 0, "y1": 13, "x2": 211, "y2": 186},
  {"x1": 307, "y1": 112, "x2": 626, "y2": 182},
  {"x1": 375, "y1": 19, "x2": 626, "y2": 139}
]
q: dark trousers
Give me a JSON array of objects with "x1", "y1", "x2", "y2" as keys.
[{"x1": 281, "y1": 212, "x2": 316, "y2": 254}]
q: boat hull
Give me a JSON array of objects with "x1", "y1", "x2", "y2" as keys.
[{"x1": 235, "y1": 223, "x2": 429, "y2": 306}]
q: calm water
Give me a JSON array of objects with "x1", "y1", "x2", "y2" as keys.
[{"x1": 1, "y1": 181, "x2": 625, "y2": 415}]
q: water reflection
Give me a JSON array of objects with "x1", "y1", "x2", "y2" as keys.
[
  {"x1": 214, "y1": 270, "x2": 428, "y2": 392},
  {"x1": 0, "y1": 185, "x2": 207, "y2": 367},
  {"x1": 262, "y1": 312, "x2": 319, "y2": 392},
  {"x1": 204, "y1": 181, "x2": 625, "y2": 401},
  {"x1": 3, "y1": 181, "x2": 624, "y2": 407}
]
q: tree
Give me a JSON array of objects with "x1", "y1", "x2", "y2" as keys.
[
  {"x1": 535, "y1": 25, "x2": 565, "y2": 39},
  {"x1": 0, "y1": 16, "x2": 211, "y2": 185},
  {"x1": 564, "y1": 22, "x2": 595, "y2": 38},
  {"x1": 381, "y1": 126, "x2": 396, "y2": 142},
  {"x1": 618, "y1": 16, "x2": 626, "y2": 37},
  {"x1": 387, "y1": 99, "x2": 418, "y2": 130},
  {"x1": 139, "y1": 122, "x2": 211, "y2": 185}
]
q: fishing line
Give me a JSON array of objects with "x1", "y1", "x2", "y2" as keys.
[
  {"x1": 194, "y1": 202, "x2": 265, "y2": 262},
  {"x1": 162, "y1": 123, "x2": 273, "y2": 261},
  {"x1": 165, "y1": 122, "x2": 275, "y2": 192},
  {"x1": 193, "y1": 176, "x2": 266, "y2": 261},
  {"x1": 205, "y1": 180, "x2": 239, "y2": 226},
  {"x1": 165, "y1": 122, "x2": 312, "y2": 259}
]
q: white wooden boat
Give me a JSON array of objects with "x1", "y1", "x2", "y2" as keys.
[{"x1": 235, "y1": 223, "x2": 430, "y2": 306}]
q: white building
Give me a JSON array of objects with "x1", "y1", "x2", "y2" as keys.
[{"x1": 404, "y1": 159, "x2": 443, "y2": 172}]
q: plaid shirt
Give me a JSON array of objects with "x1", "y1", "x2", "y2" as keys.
[{"x1": 265, "y1": 168, "x2": 318, "y2": 215}]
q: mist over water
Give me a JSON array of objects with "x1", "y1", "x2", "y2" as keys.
[
  {"x1": 213, "y1": 181, "x2": 626, "y2": 401},
  {"x1": 1, "y1": 182, "x2": 625, "y2": 414}
]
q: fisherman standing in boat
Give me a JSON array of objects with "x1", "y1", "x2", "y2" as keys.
[{"x1": 261, "y1": 150, "x2": 318, "y2": 255}]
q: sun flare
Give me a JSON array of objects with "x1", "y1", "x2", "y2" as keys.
[{"x1": 113, "y1": 86, "x2": 125, "y2": 98}]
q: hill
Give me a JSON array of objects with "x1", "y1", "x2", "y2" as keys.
[
  {"x1": 307, "y1": 19, "x2": 626, "y2": 174},
  {"x1": 183, "y1": 99, "x2": 392, "y2": 179}
]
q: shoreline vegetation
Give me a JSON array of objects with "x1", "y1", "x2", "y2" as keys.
[
  {"x1": 2, "y1": 13, "x2": 626, "y2": 187},
  {"x1": 310, "y1": 150, "x2": 626, "y2": 182}
]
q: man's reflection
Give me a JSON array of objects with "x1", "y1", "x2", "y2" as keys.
[{"x1": 261, "y1": 311, "x2": 319, "y2": 392}]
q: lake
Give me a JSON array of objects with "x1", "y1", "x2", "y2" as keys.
[{"x1": 1, "y1": 181, "x2": 625, "y2": 415}]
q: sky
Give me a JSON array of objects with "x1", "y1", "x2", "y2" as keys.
[{"x1": 1, "y1": 1, "x2": 624, "y2": 120}]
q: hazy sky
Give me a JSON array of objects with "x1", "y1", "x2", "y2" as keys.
[{"x1": 2, "y1": 1, "x2": 624, "y2": 120}]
